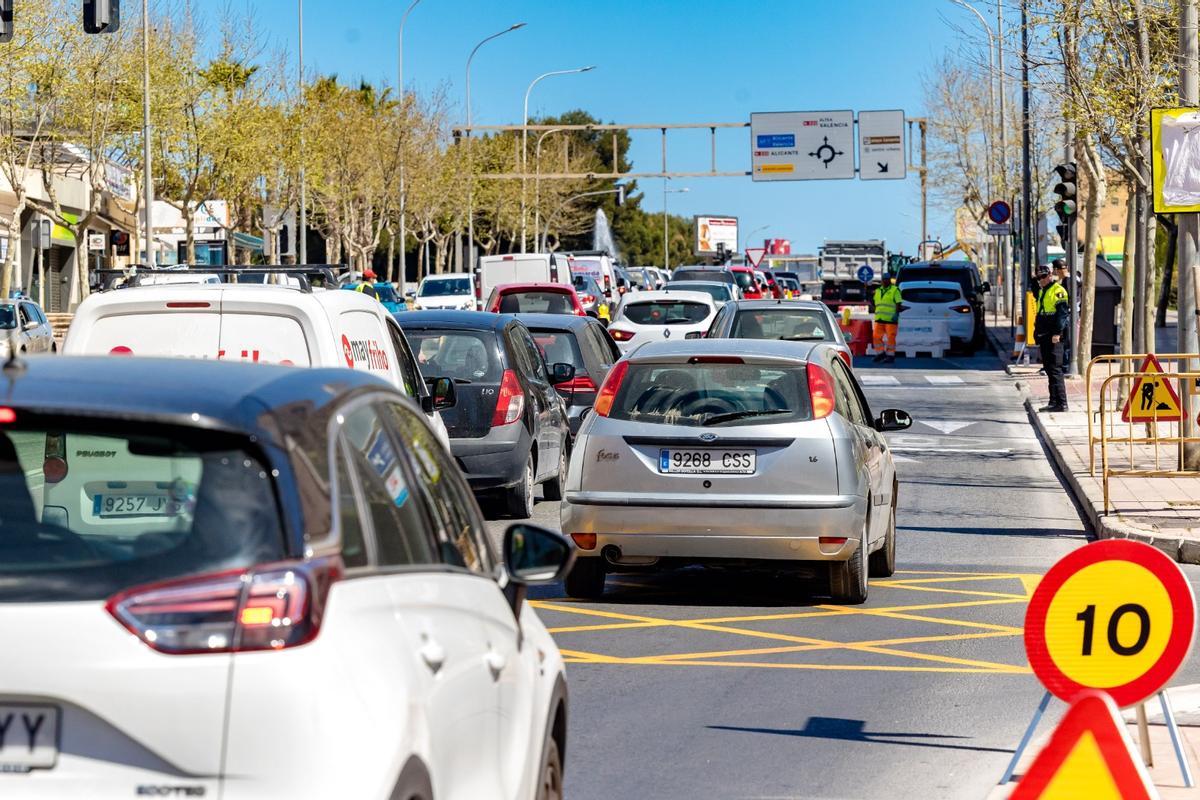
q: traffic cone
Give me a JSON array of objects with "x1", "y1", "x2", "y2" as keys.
[{"x1": 1012, "y1": 312, "x2": 1026, "y2": 361}]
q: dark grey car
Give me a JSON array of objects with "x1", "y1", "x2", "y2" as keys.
[
  {"x1": 519, "y1": 313, "x2": 622, "y2": 436},
  {"x1": 705, "y1": 299, "x2": 854, "y2": 366},
  {"x1": 398, "y1": 310, "x2": 575, "y2": 517}
]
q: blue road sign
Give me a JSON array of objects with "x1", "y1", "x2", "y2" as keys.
[
  {"x1": 857, "y1": 265, "x2": 875, "y2": 284},
  {"x1": 988, "y1": 200, "x2": 1012, "y2": 225},
  {"x1": 756, "y1": 134, "x2": 796, "y2": 148}
]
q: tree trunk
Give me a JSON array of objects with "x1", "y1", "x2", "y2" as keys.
[
  {"x1": 1143, "y1": 207, "x2": 1157, "y2": 352},
  {"x1": 1156, "y1": 215, "x2": 1176, "y2": 328},
  {"x1": 385, "y1": 227, "x2": 394, "y2": 284},
  {"x1": 184, "y1": 208, "x2": 196, "y2": 266},
  {"x1": 1122, "y1": 185, "x2": 1137, "y2": 355},
  {"x1": 1, "y1": 197, "x2": 25, "y2": 300},
  {"x1": 1077, "y1": 136, "x2": 1106, "y2": 374},
  {"x1": 74, "y1": 228, "x2": 91, "y2": 305}
]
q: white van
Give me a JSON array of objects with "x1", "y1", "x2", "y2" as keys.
[
  {"x1": 63, "y1": 283, "x2": 453, "y2": 444},
  {"x1": 559, "y1": 251, "x2": 615, "y2": 299},
  {"x1": 476, "y1": 253, "x2": 568, "y2": 310},
  {"x1": 413, "y1": 271, "x2": 474, "y2": 310}
]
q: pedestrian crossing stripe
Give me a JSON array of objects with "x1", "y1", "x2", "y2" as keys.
[
  {"x1": 1007, "y1": 692, "x2": 1156, "y2": 800},
  {"x1": 1121, "y1": 354, "x2": 1183, "y2": 423}
]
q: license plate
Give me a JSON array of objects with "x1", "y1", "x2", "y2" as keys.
[
  {"x1": 659, "y1": 449, "x2": 756, "y2": 474},
  {"x1": 0, "y1": 704, "x2": 59, "y2": 772},
  {"x1": 93, "y1": 494, "x2": 171, "y2": 518}
]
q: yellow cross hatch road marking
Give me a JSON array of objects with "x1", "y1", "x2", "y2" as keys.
[{"x1": 533, "y1": 571, "x2": 1039, "y2": 675}]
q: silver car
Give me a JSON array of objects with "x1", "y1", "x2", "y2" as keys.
[
  {"x1": 559, "y1": 339, "x2": 911, "y2": 603},
  {"x1": 705, "y1": 299, "x2": 854, "y2": 366},
  {"x1": 0, "y1": 299, "x2": 55, "y2": 354}
]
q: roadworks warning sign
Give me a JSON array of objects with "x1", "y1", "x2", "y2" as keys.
[{"x1": 1121, "y1": 354, "x2": 1183, "y2": 423}]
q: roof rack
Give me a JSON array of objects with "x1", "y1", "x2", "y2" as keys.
[{"x1": 94, "y1": 265, "x2": 346, "y2": 293}]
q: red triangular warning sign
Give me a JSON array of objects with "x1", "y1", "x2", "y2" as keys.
[
  {"x1": 1121, "y1": 354, "x2": 1183, "y2": 423},
  {"x1": 1009, "y1": 692, "x2": 1158, "y2": 800},
  {"x1": 744, "y1": 248, "x2": 767, "y2": 268}
]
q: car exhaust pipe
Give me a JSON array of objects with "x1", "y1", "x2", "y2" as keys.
[{"x1": 602, "y1": 545, "x2": 623, "y2": 565}]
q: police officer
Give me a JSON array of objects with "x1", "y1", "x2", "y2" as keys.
[
  {"x1": 871, "y1": 272, "x2": 904, "y2": 364},
  {"x1": 1034, "y1": 264, "x2": 1070, "y2": 412},
  {"x1": 1052, "y1": 258, "x2": 1072, "y2": 370}
]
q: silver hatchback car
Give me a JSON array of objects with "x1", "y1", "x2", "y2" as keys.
[{"x1": 559, "y1": 339, "x2": 911, "y2": 603}]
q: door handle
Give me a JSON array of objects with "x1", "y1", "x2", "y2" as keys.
[
  {"x1": 419, "y1": 639, "x2": 446, "y2": 673},
  {"x1": 484, "y1": 648, "x2": 507, "y2": 678}
]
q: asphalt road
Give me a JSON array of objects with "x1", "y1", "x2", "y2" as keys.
[{"x1": 485, "y1": 350, "x2": 1200, "y2": 800}]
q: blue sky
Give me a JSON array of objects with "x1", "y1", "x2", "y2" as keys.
[{"x1": 237, "y1": 0, "x2": 975, "y2": 257}]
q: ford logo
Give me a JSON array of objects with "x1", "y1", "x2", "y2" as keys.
[{"x1": 699, "y1": 432, "x2": 718, "y2": 442}]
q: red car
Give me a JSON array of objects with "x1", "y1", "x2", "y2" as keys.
[
  {"x1": 484, "y1": 283, "x2": 588, "y2": 316},
  {"x1": 729, "y1": 266, "x2": 764, "y2": 300}
]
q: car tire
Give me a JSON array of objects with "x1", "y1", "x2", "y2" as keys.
[
  {"x1": 564, "y1": 557, "x2": 605, "y2": 599},
  {"x1": 536, "y1": 737, "x2": 564, "y2": 800},
  {"x1": 869, "y1": 500, "x2": 897, "y2": 578},
  {"x1": 830, "y1": 520, "x2": 869, "y2": 604},
  {"x1": 542, "y1": 441, "x2": 568, "y2": 502},
  {"x1": 505, "y1": 452, "x2": 535, "y2": 518}
]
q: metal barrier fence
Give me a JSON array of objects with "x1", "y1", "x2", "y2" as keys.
[
  {"x1": 1096, "y1": 369, "x2": 1200, "y2": 514},
  {"x1": 1085, "y1": 353, "x2": 1200, "y2": 475}
]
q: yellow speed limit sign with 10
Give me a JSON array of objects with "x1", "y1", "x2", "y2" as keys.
[{"x1": 1025, "y1": 539, "x2": 1196, "y2": 707}]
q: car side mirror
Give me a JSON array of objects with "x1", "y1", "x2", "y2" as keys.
[
  {"x1": 684, "y1": 331, "x2": 704, "y2": 340},
  {"x1": 549, "y1": 362, "x2": 576, "y2": 385},
  {"x1": 503, "y1": 524, "x2": 576, "y2": 613},
  {"x1": 875, "y1": 408, "x2": 913, "y2": 432},
  {"x1": 421, "y1": 376, "x2": 456, "y2": 412},
  {"x1": 23, "y1": 321, "x2": 38, "y2": 331}
]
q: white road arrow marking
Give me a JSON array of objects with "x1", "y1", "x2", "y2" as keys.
[
  {"x1": 860, "y1": 375, "x2": 900, "y2": 386},
  {"x1": 919, "y1": 420, "x2": 973, "y2": 434}
]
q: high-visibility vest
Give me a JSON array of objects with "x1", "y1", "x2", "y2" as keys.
[
  {"x1": 873, "y1": 285, "x2": 902, "y2": 324},
  {"x1": 1037, "y1": 282, "x2": 1067, "y2": 315}
]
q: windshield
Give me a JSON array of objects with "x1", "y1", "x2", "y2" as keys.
[
  {"x1": 497, "y1": 290, "x2": 576, "y2": 314},
  {"x1": 620, "y1": 300, "x2": 710, "y2": 325},
  {"x1": 406, "y1": 329, "x2": 500, "y2": 383},
  {"x1": 374, "y1": 284, "x2": 398, "y2": 303},
  {"x1": 609, "y1": 363, "x2": 813, "y2": 427},
  {"x1": 731, "y1": 308, "x2": 833, "y2": 341},
  {"x1": 419, "y1": 277, "x2": 471, "y2": 297},
  {"x1": 0, "y1": 306, "x2": 16, "y2": 330},
  {"x1": 0, "y1": 420, "x2": 285, "y2": 602}
]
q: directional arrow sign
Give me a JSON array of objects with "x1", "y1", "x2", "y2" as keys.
[
  {"x1": 751, "y1": 111, "x2": 855, "y2": 181},
  {"x1": 858, "y1": 110, "x2": 906, "y2": 181}
]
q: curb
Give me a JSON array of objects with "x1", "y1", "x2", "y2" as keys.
[{"x1": 1019, "y1": 391, "x2": 1199, "y2": 565}]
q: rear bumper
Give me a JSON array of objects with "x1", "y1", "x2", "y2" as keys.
[
  {"x1": 450, "y1": 423, "x2": 531, "y2": 490},
  {"x1": 560, "y1": 493, "x2": 866, "y2": 562}
]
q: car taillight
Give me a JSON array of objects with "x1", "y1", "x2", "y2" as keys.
[
  {"x1": 593, "y1": 360, "x2": 629, "y2": 417},
  {"x1": 492, "y1": 369, "x2": 525, "y2": 426},
  {"x1": 105, "y1": 557, "x2": 341, "y2": 655},
  {"x1": 837, "y1": 350, "x2": 853, "y2": 368},
  {"x1": 951, "y1": 304, "x2": 973, "y2": 314},
  {"x1": 807, "y1": 362, "x2": 836, "y2": 420},
  {"x1": 581, "y1": 294, "x2": 596, "y2": 305},
  {"x1": 570, "y1": 533, "x2": 597, "y2": 550},
  {"x1": 556, "y1": 375, "x2": 598, "y2": 392},
  {"x1": 609, "y1": 328, "x2": 635, "y2": 342},
  {"x1": 474, "y1": 271, "x2": 481, "y2": 299}
]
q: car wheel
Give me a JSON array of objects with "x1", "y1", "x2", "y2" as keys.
[
  {"x1": 505, "y1": 452, "x2": 535, "y2": 518},
  {"x1": 869, "y1": 500, "x2": 897, "y2": 578},
  {"x1": 830, "y1": 519, "x2": 869, "y2": 604},
  {"x1": 536, "y1": 737, "x2": 564, "y2": 800},
  {"x1": 542, "y1": 441, "x2": 568, "y2": 501},
  {"x1": 564, "y1": 557, "x2": 605, "y2": 599}
]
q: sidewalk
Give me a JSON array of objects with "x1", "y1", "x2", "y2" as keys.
[{"x1": 986, "y1": 317, "x2": 1200, "y2": 565}]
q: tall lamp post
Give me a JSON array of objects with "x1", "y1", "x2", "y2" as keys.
[
  {"x1": 297, "y1": 0, "x2": 307, "y2": 266},
  {"x1": 397, "y1": 0, "x2": 422, "y2": 295},
  {"x1": 140, "y1": 0, "x2": 154, "y2": 269},
  {"x1": 464, "y1": 23, "x2": 526, "y2": 273},
  {"x1": 662, "y1": 183, "x2": 689, "y2": 270},
  {"x1": 521, "y1": 66, "x2": 594, "y2": 252},
  {"x1": 534, "y1": 127, "x2": 566, "y2": 252}
]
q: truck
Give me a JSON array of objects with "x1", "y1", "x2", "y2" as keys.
[
  {"x1": 763, "y1": 255, "x2": 820, "y2": 297},
  {"x1": 817, "y1": 239, "x2": 888, "y2": 309}
]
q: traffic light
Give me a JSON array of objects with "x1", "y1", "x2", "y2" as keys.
[
  {"x1": 83, "y1": 0, "x2": 119, "y2": 34},
  {"x1": 0, "y1": 0, "x2": 13, "y2": 44},
  {"x1": 1052, "y1": 162, "x2": 1077, "y2": 248}
]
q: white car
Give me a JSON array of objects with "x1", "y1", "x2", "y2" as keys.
[
  {"x1": 897, "y1": 279, "x2": 977, "y2": 351},
  {"x1": 413, "y1": 273, "x2": 475, "y2": 310},
  {"x1": 63, "y1": 281, "x2": 452, "y2": 445},
  {"x1": 0, "y1": 355, "x2": 572, "y2": 799},
  {"x1": 0, "y1": 299, "x2": 55, "y2": 354},
  {"x1": 607, "y1": 290, "x2": 717, "y2": 353}
]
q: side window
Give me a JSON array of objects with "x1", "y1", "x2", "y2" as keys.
[
  {"x1": 340, "y1": 404, "x2": 438, "y2": 567},
  {"x1": 505, "y1": 328, "x2": 532, "y2": 376},
  {"x1": 586, "y1": 325, "x2": 614, "y2": 369},
  {"x1": 594, "y1": 324, "x2": 621, "y2": 362},
  {"x1": 387, "y1": 322, "x2": 424, "y2": 398},
  {"x1": 16, "y1": 305, "x2": 29, "y2": 328},
  {"x1": 829, "y1": 360, "x2": 868, "y2": 426},
  {"x1": 518, "y1": 328, "x2": 549, "y2": 383},
  {"x1": 383, "y1": 403, "x2": 495, "y2": 576},
  {"x1": 333, "y1": 443, "x2": 370, "y2": 568},
  {"x1": 21, "y1": 304, "x2": 38, "y2": 326}
]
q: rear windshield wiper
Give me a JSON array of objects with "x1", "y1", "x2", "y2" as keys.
[{"x1": 701, "y1": 409, "x2": 792, "y2": 426}]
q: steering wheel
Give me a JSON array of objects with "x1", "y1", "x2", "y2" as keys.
[{"x1": 675, "y1": 390, "x2": 738, "y2": 418}]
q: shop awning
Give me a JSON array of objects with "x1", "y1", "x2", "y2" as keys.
[{"x1": 231, "y1": 231, "x2": 263, "y2": 253}]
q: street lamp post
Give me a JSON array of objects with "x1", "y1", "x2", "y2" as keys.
[
  {"x1": 464, "y1": 23, "x2": 526, "y2": 274},
  {"x1": 534, "y1": 127, "x2": 565, "y2": 252},
  {"x1": 297, "y1": 0, "x2": 307, "y2": 266},
  {"x1": 521, "y1": 66, "x2": 594, "y2": 253},
  {"x1": 397, "y1": 0, "x2": 422, "y2": 296},
  {"x1": 662, "y1": 183, "x2": 689, "y2": 270},
  {"x1": 140, "y1": 0, "x2": 154, "y2": 270}
]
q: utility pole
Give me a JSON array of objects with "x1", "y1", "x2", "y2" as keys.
[
  {"x1": 1020, "y1": 0, "x2": 1033, "y2": 305},
  {"x1": 1180, "y1": 0, "x2": 1199, "y2": 468},
  {"x1": 1064, "y1": 16, "x2": 1078, "y2": 376},
  {"x1": 140, "y1": 0, "x2": 154, "y2": 270},
  {"x1": 298, "y1": 0, "x2": 307, "y2": 266},
  {"x1": 397, "y1": 0, "x2": 421, "y2": 296},
  {"x1": 998, "y1": 0, "x2": 1011, "y2": 318},
  {"x1": 920, "y1": 120, "x2": 928, "y2": 245}
]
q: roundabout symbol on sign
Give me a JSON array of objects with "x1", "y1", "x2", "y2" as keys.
[{"x1": 808, "y1": 136, "x2": 844, "y2": 169}]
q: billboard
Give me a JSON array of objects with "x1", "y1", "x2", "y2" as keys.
[
  {"x1": 1152, "y1": 107, "x2": 1200, "y2": 213},
  {"x1": 694, "y1": 215, "x2": 738, "y2": 256}
]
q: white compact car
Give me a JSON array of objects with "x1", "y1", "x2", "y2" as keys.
[
  {"x1": 63, "y1": 281, "x2": 453, "y2": 445},
  {"x1": 897, "y1": 280, "x2": 977, "y2": 352},
  {"x1": 0, "y1": 356, "x2": 573, "y2": 799},
  {"x1": 413, "y1": 273, "x2": 476, "y2": 311},
  {"x1": 0, "y1": 299, "x2": 55, "y2": 354},
  {"x1": 607, "y1": 290, "x2": 717, "y2": 353}
]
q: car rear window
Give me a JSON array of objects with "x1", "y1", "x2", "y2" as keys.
[
  {"x1": 610, "y1": 363, "x2": 813, "y2": 427},
  {"x1": 620, "y1": 301, "x2": 710, "y2": 325},
  {"x1": 902, "y1": 287, "x2": 962, "y2": 303},
  {"x1": 732, "y1": 272, "x2": 756, "y2": 290},
  {"x1": 674, "y1": 269, "x2": 733, "y2": 285},
  {"x1": 0, "y1": 419, "x2": 285, "y2": 602},
  {"x1": 497, "y1": 291, "x2": 576, "y2": 314},
  {"x1": 731, "y1": 309, "x2": 833, "y2": 341},
  {"x1": 406, "y1": 329, "x2": 501, "y2": 383},
  {"x1": 668, "y1": 283, "x2": 730, "y2": 303},
  {"x1": 899, "y1": 268, "x2": 972, "y2": 293},
  {"x1": 529, "y1": 330, "x2": 585, "y2": 369}
]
